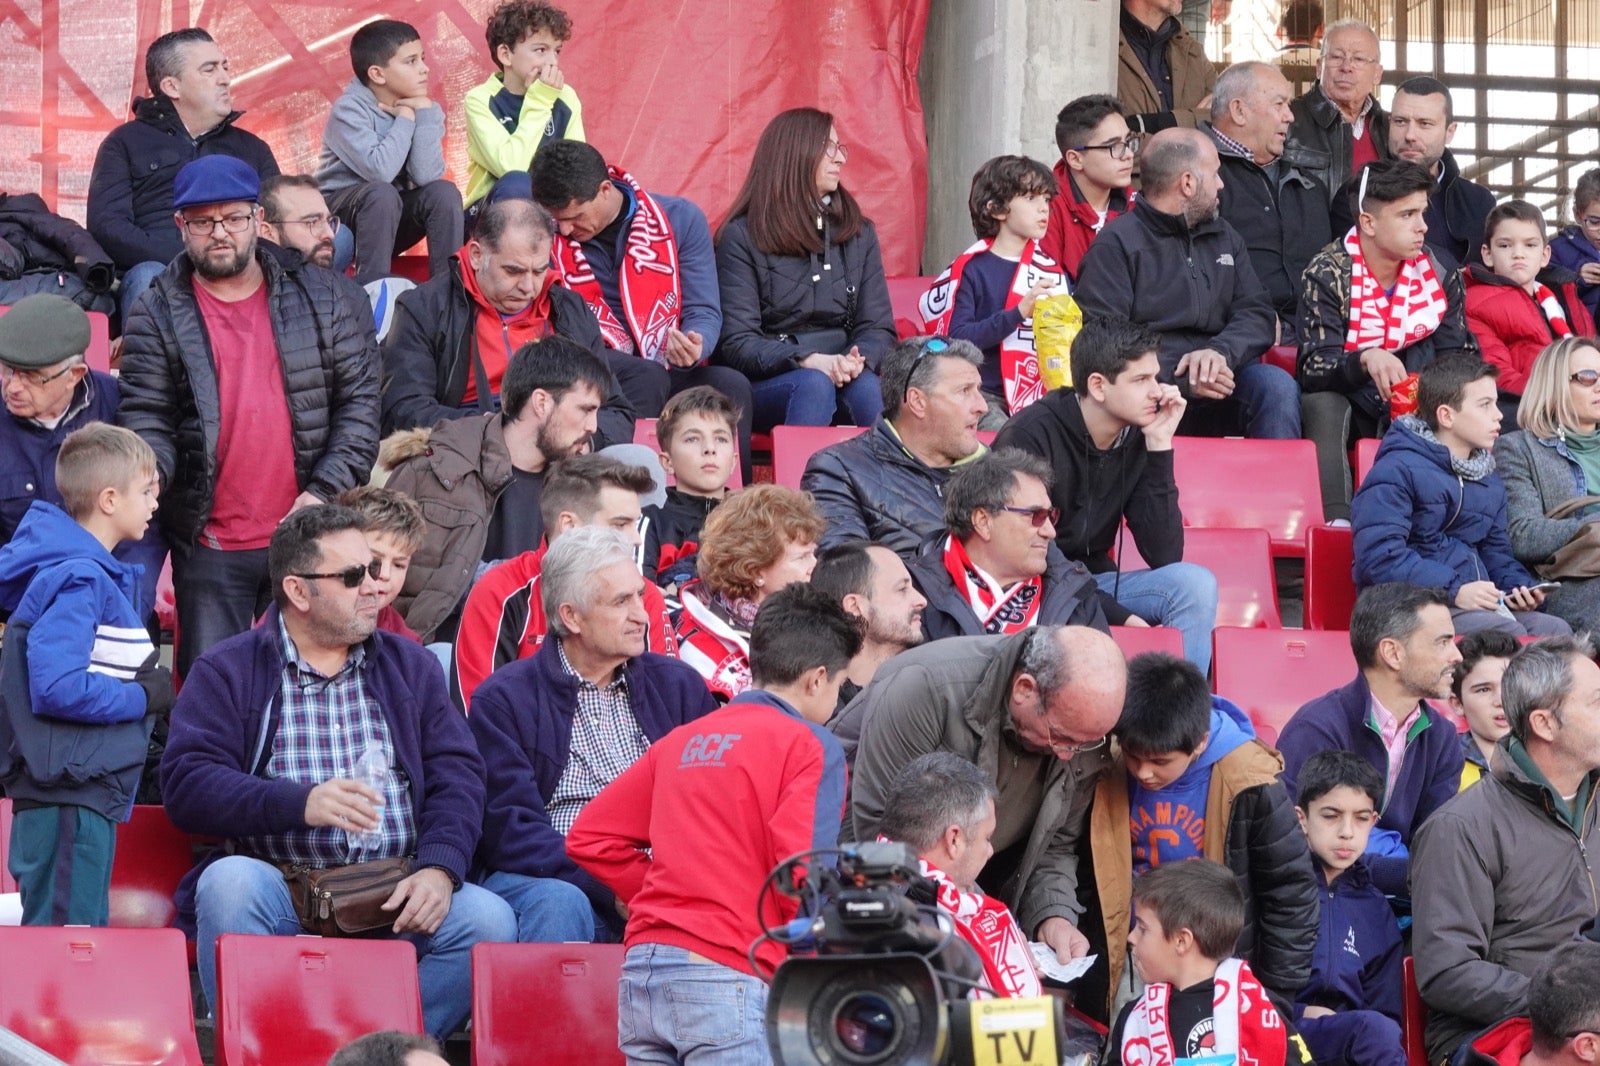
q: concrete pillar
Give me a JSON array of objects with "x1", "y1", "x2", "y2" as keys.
[{"x1": 919, "y1": 0, "x2": 1121, "y2": 272}]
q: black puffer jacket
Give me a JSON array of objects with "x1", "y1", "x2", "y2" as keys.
[
  {"x1": 379, "y1": 256, "x2": 633, "y2": 445},
  {"x1": 0, "y1": 192, "x2": 115, "y2": 292},
  {"x1": 909, "y1": 538, "x2": 1108, "y2": 640},
  {"x1": 713, "y1": 215, "x2": 898, "y2": 377},
  {"x1": 87, "y1": 96, "x2": 279, "y2": 272},
  {"x1": 1284, "y1": 82, "x2": 1390, "y2": 205},
  {"x1": 1210, "y1": 129, "x2": 1332, "y2": 318},
  {"x1": 118, "y1": 244, "x2": 380, "y2": 546}
]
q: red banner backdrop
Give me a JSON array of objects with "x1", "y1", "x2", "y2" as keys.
[{"x1": 0, "y1": 0, "x2": 931, "y2": 273}]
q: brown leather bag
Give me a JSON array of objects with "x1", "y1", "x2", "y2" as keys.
[
  {"x1": 1537, "y1": 496, "x2": 1600, "y2": 580},
  {"x1": 280, "y1": 857, "x2": 415, "y2": 937}
]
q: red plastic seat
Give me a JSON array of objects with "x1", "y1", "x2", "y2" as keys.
[
  {"x1": 388, "y1": 256, "x2": 431, "y2": 283},
  {"x1": 0, "y1": 797, "x2": 14, "y2": 893},
  {"x1": 1212, "y1": 627, "x2": 1357, "y2": 745},
  {"x1": 1263, "y1": 344, "x2": 1297, "y2": 376},
  {"x1": 632, "y1": 418, "x2": 743, "y2": 489},
  {"x1": 215, "y1": 934, "x2": 423, "y2": 1066},
  {"x1": 109, "y1": 804, "x2": 198, "y2": 929},
  {"x1": 472, "y1": 942, "x2": 625, "y2": 1066},
  {"x1": 771, "y1": 424, "x2": 866, "y2": 490},
  {"x1": 1109, "y1": 625, "x2": 1185, "y2": 659},
  {"x1": 1173, "y1": 437, "x2": 1323, "y2": 556},
  {"x1": 1354, "y1": 437, "x2": 1380, "y2": 488},
  {"x1": 1402, "y1": 956, "x2": 1428, "y2": 1066},
  {"x1": 1119, "y1": 526, "x2": 1281, "y2": 629},
  {"x1": 0, "y1": 925, "x2": 203, "y2": 1065},
  {"x1": 1304, "y1": 524, "x2": 1357, "y2": 631},
  {"x1": 885, "y1": 275, "x2": 936, "y2": 340}
]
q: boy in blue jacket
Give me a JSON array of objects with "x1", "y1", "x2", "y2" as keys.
[
  {"x1": 1292, "y1": 751, "x2": 1406, "y2": 1066},
  {"x1": 1351, "y1": 352, "x2": 1569, "y2": 637},
  {"x1": 0, "y1": 423, "x2": 172, "y2": 924}
]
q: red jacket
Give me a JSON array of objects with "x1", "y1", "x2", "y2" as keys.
[
  {"x1": 1041, "y1": 160, "x2": 1133, "y2": 283},
  {"x1": 566, "y1": 689, "x2": 848, "y2": 977},
  {"x1": 1457, "y1": 1016, "x2": 1531, "y2": 1066},
  {"x1": 1462, "y1": 264, "x2": 1596, "y2": 394},
  {"x1": 453, "y1": 544, "x2": 677, "y2": 709}
]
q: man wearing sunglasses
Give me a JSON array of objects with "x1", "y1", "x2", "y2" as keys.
[
  {"x1": 119, "y1": 155, "x2": 380, "y2": 678},
  {"x1": 833, "y1": 625, "x2": 1126, "y2": 969},
  {"x1": 1455, "y1": 940, "x2": 1600, "y2": 1066}
]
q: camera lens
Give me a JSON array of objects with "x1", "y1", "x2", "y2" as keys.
[{"x1": 832, "y1": 992, "x2": 898, "y2": 1061}]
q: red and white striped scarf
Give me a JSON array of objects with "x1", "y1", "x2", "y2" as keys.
[
  {"x1": 914, "y1": 853, "x2": 1041, "y2": 998},
  {"x1": 941, "y1": 535, "x2": 1042, "y2": 634},
  {"x1": 1118, "y1": 958, "x2": 1287, "y2": 1066},
  {"x1": 1342, "y1": 227, "x2": 1448, "y2": 352},
  {"x1": 1532, "y1": 281, "x2": 1574, "y2": 338}
]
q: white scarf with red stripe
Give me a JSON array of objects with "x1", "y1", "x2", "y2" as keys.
[
  {"x1": 554, "y1": 167, "x2": 681, "y2": 364},
  {"x1": 918, "y1": 239, "x2": 1063, "y2": 414},
  {"x1": 916, "y1": 854, "x2": 1042, "y2": 998},
  {"x1": 1533, "y1": 281, "x2": 1574, "y2": 338},
  {"x1": 1118, "y1": 958, "x2": 1287, "y2": 1066},
  {"x1": 1342, "y1": 227, "x2": 1448, "y2": 352},
  {"x1": 942, "y1": 535, "x2": 1042, "y2": 634}
]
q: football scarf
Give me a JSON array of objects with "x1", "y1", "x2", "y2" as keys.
[
  {"x1": 1119, "y1": 958, "x2": 1287, "y2": 1066},
  {"x1": 1342, "y1": 226, "x2": 1448, "y2": 353},
  {"x1": 942, "y1": 535, "x2": 1042, "y2": 634}
]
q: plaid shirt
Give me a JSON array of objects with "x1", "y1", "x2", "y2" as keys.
[
  {"x1": 546, "y1": 639, "x2": 648, "y2": 836},
  {"x1": 240, "y1": 620, "x2": 418, "y2": 867}
]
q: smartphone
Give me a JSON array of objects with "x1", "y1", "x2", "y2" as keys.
[{"x1": 1528, "y1": 581, "x2": 1562, "y2": 593}]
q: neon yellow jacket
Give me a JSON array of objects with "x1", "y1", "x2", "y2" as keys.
[{"x1": 463, "y1": 73, "x2": 584, "y2": 206}]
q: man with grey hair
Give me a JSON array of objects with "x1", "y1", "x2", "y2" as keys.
[
  {"x1": 909, "y1": 447, "x2": 1106, "y2": 640},
  {"x1": 832, "y1": 625, "x2": 1127, "y2": 965},
  {"x1": 1284, "y1": 18, "x2": 1390, "y2": 201},
  {"x1": 467, "y1": 525, "x2": 715, "y2": 944},
  {"x1": 1411, "y1": 635, "x2": 1600, "y2": 1064},
  {"x1": 1208, "y1": 61, "x2": 1332, "y2": 338},
  {"x1": 804, "y1": 335, "x2": 993, "y2": 559},
  {"x1": 1077, "y1": 129, "x2": 1296, "y2": 439}
]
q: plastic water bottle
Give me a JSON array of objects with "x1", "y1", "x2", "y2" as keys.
[{"x1": 347, "y1": 739, "x2": 388, "y2": 852}]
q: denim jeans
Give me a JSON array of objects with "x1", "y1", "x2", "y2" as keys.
[
  {"x1": 481, "y1": 870, "x2": 597, "y2": 943},
  {"x1": 1179, "y1": 361, "x2": 1302, "y2": 440},
  {"x1": 118, "y1": 259, "x2": 167, "y2": 325},
  {"x1": 170, "y1": 543, "x2": 273, "y2": 679},
  {"x1": 1094, "y1": 563, "x2": 1219, "y2": 673},
  {"x1": 750, "y1": 367, "x2": 882, "y2": 432},
  {"x1": 194, "y1": 855, "x2": 516, "y2": 1039},
  {"x1": 617, "y1": 943, "x2": 771, "y2": 1065}
]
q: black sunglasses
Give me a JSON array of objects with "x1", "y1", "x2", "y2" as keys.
[
  {"x1": 295, "y1": 560, "x2": 382, "y2": 588},
  {"x1": 997, "y1": 505, "x2": 1061, "y2": 528}
]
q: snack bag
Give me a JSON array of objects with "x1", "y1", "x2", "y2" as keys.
[
  {"x1": 1034, "y1": 292, "x2": 1082, "y2": 392},
  {"x1": 1389, "y1": 372, "x2": 1420, "y2": 418}
]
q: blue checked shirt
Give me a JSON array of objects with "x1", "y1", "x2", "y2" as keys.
[
  {"x1": 239, "y1": 620, "x2": 417, "y2": 867},
  {"x1": 546, "y1": 639, "x2": 648, "y2": 836}
]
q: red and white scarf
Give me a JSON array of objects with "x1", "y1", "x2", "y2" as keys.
[
  {"x1": 1532, "y1": 282, "x2": 1574, "y2": 338},
  {"x1": 554, "y1": 167, "x2": 681, "y2": 365},
  {"x1": 942, "y1": 535, "x2": 1042, "y2": 634},
  {"x1": 1118, "y1": 958, "x2": 1287, "y2": 1066},
  {"x1": 915, "y1": 853, "x2": 1041, "y2": 998},
  {"x1": 919, "y1": 239, "x2": 1064, "y2": 414},
  {"x1": 1342, "y1": 227, "x2": 1448, "y2": 353}
]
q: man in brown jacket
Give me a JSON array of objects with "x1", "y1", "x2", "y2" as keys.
[{"x1": 1118, "y1": 0, "x2": 1216, "y2": 133}]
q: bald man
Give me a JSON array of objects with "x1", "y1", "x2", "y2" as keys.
[{"x1": 831, "y1": 626, "x2": 1127, "y2": 964}]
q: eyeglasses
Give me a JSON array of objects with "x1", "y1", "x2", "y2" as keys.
[
  {"x1": 271, "y1": 213, "x2": 339, "y2": 233},
  {"x1": 1581, "y1": 216, "x2": 1600, "y2": 230},
  {"x1": 1045, "y1": 720, "x2": 1109, "y2": 760},
  {"x1": 180, "y1": 210, "x2": 255, "y2": 236},
  {"x1": 997, "y1": 505, "x2": 1060, "y2": 528},
  {"x1": 1071, "y1": 135, "x2": 1141, "y2": 160},
  {"x1": 1323, "y1": 52, "x2": 1377, "y2": 68},
  {"x1": 295, "y1": 560, "x2": 382, "y2": 588},
  {"x1": 824, "y1": 140, "x2": 849, "y2": 161},
  {"x1": 1571, "y1": 370, "x2": 1600, "y2": 387},
  {"x1": 0, "y1": 362, "x2": 78, "y2": 387}
]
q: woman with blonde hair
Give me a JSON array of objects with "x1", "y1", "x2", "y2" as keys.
[
  {"x1": 675, "y1": 484, "x2": 827, "y2": 701},
  {"x1": 1493, "y1": 335, "x2": 1600, "y2": 627}
]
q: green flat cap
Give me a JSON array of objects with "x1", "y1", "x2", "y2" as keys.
[{"x1": 0, "y1": 294, "x2": 91, "y2": 369}]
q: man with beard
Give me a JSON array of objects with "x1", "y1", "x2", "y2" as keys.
[
  {"x1": 1382, "y1": 77, "x2": 1495, "y2": 271},
  {"x1": 1275, "y1": 583, "x2": 1467, "y2": 895},
  {"x1": 810, "y1": 541, "x2": 928, "y2": 711},
  {"x1": 257, "y1": 174, "x2": 375, "y2": 334},
  {"x1": 119, "y1": 155, "x2": 379, "y2": 677}
]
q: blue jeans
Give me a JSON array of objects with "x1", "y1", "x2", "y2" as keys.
[
  {"x1": 194, "y1": 855, "x2": 516, "y2": 1039},
  {"x1": 618, "y1": 943, "x2": 771, "y2": 1065},
  {"x1": 332, "y1": 224, "x2": 355, "y2": 274},
  {"x1": 1095, "y1": 564, "x2": 1219, "y2": 673},
  {"x1": 118, "y1": 259, "x2": 167, "y2": 326},
  {"x1": 1180, "y1": 362, "x2": 1302, "y2": 440},
  {"x1": 481, "y1": 870, "x2": 598, "y2": 943},
  {"x1": 750, "y1": 367, "x2": 882, "y2": 432}
]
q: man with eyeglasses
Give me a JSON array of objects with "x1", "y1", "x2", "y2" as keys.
[
  {"x1": 119, "y1": 155, "x2": 380, "y2": 678},
  {"x1": 1456, "y1": 940, "x2": 1600, "y2": 1066},
  {"x1": 1411, "y1": 635, "x2": 1600, "y2": 1064},
  {"x1": 161, "y1": 503, "x2": 516, "y2": 1042},
  {"x1": 1284, "y1": 18, "x2": 1390, "y2": 204},
  {"x1": 833, "y1": 625, "x2": 1127, "y2": 967},
  {"x1": 1043, "y1": 94, "x2": 1138, "y2": 282},
  {"x1": 908, "y1": 447, "x2": 1106, "y2": 641},
  {"x1": 1117, "y1": 0, "x2": 1217, "y2": 134},
  {"x1": 257, "y1": 174, "x2": 368, "y2": 324}
]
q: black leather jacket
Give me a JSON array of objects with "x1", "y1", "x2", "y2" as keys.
[{"x1": 1284, "y1": 82, "x2": 1390, "y2": 205}]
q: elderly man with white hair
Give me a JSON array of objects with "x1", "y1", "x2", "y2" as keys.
[
  {"x1": 467, "y1": 525, "x2": 715, "y2": 943},
  {"x1": 1284, "y1": 18, "x2": 1390, "y2": 200}
]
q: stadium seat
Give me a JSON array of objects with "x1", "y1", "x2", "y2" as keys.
[
  {"x1": 1212, "y1": 628, "x2": 1357, "y2": 745},
  {"x1": 0, "y1": 798, "x2": 14, "y2": 893},
  {"x1": 771, "y1": 424, "x2": 866, "y2": 490},
  {"x1": 1402, "y1": 956, "x2": 1427, "y2": 1066},
  {"x1": 1354, "y1": 437, "x2": 1380, "y2": 487},
  {"x1": 1263, "y1": 345, "x2": 1297, "y2": 376},
  {"x1": 109, "y1": 804, "x2": 198, "y2": 929},
  {"x1": 885, "y1": 275, "x2": 935, "y2": 340},
  {"x1": 0, "y1": 925, "x2": 203, "y2": 1065},
  {"x1": 472, "y1": 942, "x2": 625, "y2": 1066},
  {"x1": 1118, "y1": 526, "x2": 1281, "y2": 629},
  {"x1": 1173, "y1": 437, "x2": 1323, "y2": 556},
  {"x1": 214, "y1": 934, "x2": 424, "y2": 1066},
  {"x1": 1109, "y1": 625, "x2": 1185, "y2": 659},
  {"x1": 632, "y1": 418, "x2": 743, "y2": 489},
  {"x1": 1304, "y1": 524, "x2": 1357, "y2": 631}
]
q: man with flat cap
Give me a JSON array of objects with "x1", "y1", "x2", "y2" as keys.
[{"x1": 118, "y1": 154, "x2": 380, "y2": 677}]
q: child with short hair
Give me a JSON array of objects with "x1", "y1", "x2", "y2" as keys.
[
  {"x1": 1449, "y1": 629, "x2": 1519, "y2": 790},
  {"x1": 1549, "y1": 167, "x2": 1600, "y2": 320},
  {"x1": 1043, "y1": 95, "x2": 1136, "y2": 282},
  {"x1": 1291, "y1": 752, "x2": 1407, "y2": 1066},
  {"x1": 335, "y1": 485, "x2": 426, "y2": 643},
  {"x1": 464, "y1": 0, "x2": 585, "y2": 215},
  {"x1": 640, "y1": 386, "x2": 740, "y2": 590},
  {"x1": 1464, "y1": 200, "x2": 1596, "y2": 401},
  {"x1": 1089, "y1": 652, "x2": 1318, "y2": 1007},
  {"x1": 921, "y1": 155, "x2": 1068, "y2": 425},
  {"x1": 1108, "y1": 859, "x2": 1315, "y2": 1066},
  {"x1": 316, "y1": 18, "x2": 463, "y2": 283},
  {"x1": 0, "y1": 423, "x2": 173, "y2": 925}
]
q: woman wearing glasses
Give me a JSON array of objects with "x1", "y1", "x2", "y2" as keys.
[
  {"x1": 1494, "y1": 337, "x2": 1600, "y2": 630},
  {"x1": 713, "y1": 108, "x2": 897, "y2": 433}
]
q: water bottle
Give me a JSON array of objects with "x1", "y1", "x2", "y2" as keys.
[{"x1": 347, "y1": 739, "x2": 388, "y2": 852}]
